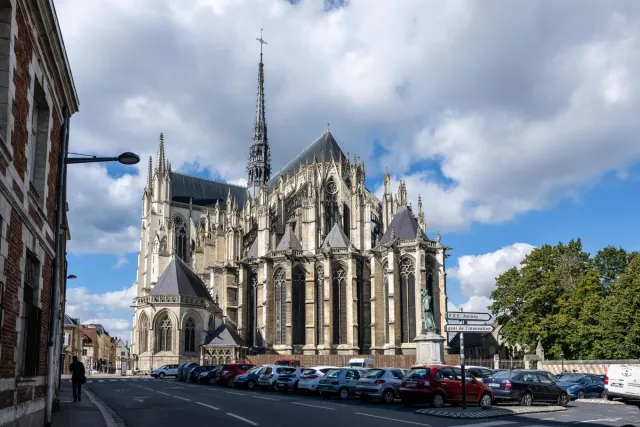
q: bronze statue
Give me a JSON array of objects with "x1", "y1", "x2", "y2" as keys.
[{"x1": 421, "y1": 287, "x2": 437, "y2": 333}]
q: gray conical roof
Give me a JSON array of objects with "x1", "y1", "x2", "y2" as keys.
[
  {"x1": 321, "y1": 223, "x2": 351, "y2": 249},
  {"x1": 276, "y1": 225, "x2": 303, "y2": 251},
  {"x1": 379, "y1": 206, "x2": 427, "y2": 245},
  {"x1": 151, "y1": 255, "x2": 213, "y2": 301}
]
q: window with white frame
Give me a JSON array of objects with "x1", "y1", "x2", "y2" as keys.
[
  {"x1": 22, "y1": 251, "x2": 41, "y2": 377},
  {"x1": 28, "y1": 79, "x2": 50, "y2": 205}
]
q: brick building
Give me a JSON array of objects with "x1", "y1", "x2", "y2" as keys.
[
  {"x1": 61, "y1": 315, "x2": 81, "y2": 375},
  {"x1": 0, "y1": 0, "x2": 78, "y2": 426}
]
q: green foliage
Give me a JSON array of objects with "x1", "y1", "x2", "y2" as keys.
[{"x1": 490, "y1": 239, "x2": 640, "y2": 360}]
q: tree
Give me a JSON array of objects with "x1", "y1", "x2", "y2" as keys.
[{"x1": 593, "y1": 246, "x2": 628, "y2": 293}]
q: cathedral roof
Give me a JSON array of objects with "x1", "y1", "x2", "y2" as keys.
[
  {"x1": 268, "y1": 131, "x2": 344, "y2": 188},
  {"x1": 171, "y1": 172, "x2": 248, "y2": 208},
  {"x1": 378, "y1": 206, "x2": 427, "y2": 245},
  {"x1": 321, "y1": 223, "x2": 351, "y2": 249},
  {"x1": 151, "y1": 255, "x2": 213, "y2": 301},
  {"x1": 203, "y1": 322, "x2": 245, "y2": 348},
  {"x1": 276, "y1": 225, "x2": 302, "y2": 251}
]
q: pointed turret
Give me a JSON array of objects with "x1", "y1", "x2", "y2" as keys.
[
  {"x1": 247, "y1": 29, "x2": 271, "y2": 199},
  {"x1": 417, "y1": 194, "x2": 426, "y2": 233},
  {"x1": 146, "y1": 156, "x2": 153, "y2": 191},
  {"x1": 156, "y1": 133, "x2": 166, "y2": 175}
]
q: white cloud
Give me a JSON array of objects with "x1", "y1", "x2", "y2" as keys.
[
  {"x1": 54, "y1": 0, "x2": 640, "y2": 253},
  {"x1": 112, "y1": 256, "x2": 129, "y2": 269}
]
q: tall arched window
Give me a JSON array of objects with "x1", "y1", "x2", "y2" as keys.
[
  {"x1": 360, "y1": 260, "x2": 371, "y2": 351},
  {"x1": 315, "y1": 266, "x2": 324, "y2": 345},
  {"x1": 184, "y1": 317, "x2": 196, "y2": 352},
  {"x1": 292, "y1": 265, "x2": 306, "y2": 345},
  {"x1": 332, "y1": 266, "x2": 347, "y2": 345},
  {"x1": 139, "y1": 313, "x2": 149, "y2": 353},
  {"x1": 400, "y1": 257, "x2": 416, "y2": 343},
  {"x1": 324, "y1": 178, "x2": 339, "y2": 234},
  {"x1": 274, "y1": 269, "x2": 286, "y2": 345},
  {"x1": 247, "y1": 271, "x2": 258, "y2": 347},
  {"x1": 383, "y1": 261, "x2": 390, "y2": 343},
  {"x1": 174, "y1": 216, "x2": 188, "y2": 261},
  {"x1": 157, "y1": 316, "x2": 172, "y2": 352}
]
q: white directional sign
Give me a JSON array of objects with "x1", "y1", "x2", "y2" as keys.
[
  {"x1": 445, "y1": 324, "x2": 494, "y2": 333},
  {"x1": 446, "y1": 312, "x2": 492, "y2": 321}
]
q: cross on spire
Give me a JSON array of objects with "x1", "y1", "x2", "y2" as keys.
[{"x1": 256, "y1": 28, "x2": 267, "y2": 62}]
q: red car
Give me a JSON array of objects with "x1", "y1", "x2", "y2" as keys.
[
  {"x1": 214, "y1": 363, "x2": 255, "y2": 387},
  {"x1": 399, "y1": 365, "x2": 494, "y2": 408}
]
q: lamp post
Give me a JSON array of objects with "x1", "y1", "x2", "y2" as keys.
[{"x1": 46, "y1": 147, "x2": 140, "y2": 426}]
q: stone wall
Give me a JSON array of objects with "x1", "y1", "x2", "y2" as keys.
[
  {"x1": 244, "y1": 354, "x2": 460, "y2": 370},
  {"x1": 539, "y1": 359, "x2": 640, "y2": 375}
]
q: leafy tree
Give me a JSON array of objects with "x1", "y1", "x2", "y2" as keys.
[{"x1": 593, "y1": 246, "x2": 628, "y2": 293}]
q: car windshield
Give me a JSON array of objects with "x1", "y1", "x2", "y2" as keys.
[
  {"x1": 557, "y1": 374, "x2": 585, "y2": 383},
  {"x1": 407, "y1": 369, "x2": 430, "y2": 379},
  {"x1": 325, "y1": 369, "x2": 341, "y2": 378},
  {"x1": 247, "y1": 366, "x2": 261, "y2": 374},
  {"x1": 277, "y1": 367, "x2": 296, "y2": 374},
  {"x1": 492, "y1": 371, "x2": 518, "y2": 379},
  {"x1": 302, "y1": 369, "x2": 317, "y2": 375},
  {"x1": 363, "y1": 369, "x2": 385, "y2": 379}
]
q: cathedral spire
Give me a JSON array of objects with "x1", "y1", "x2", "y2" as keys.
[
  {"x1": 156, "y1": 133, "x2": 166, "y2": 174},
  {"x1": 247, "y1": 29, "x2": 271, "y2": 199},
  {"x1": 147, "y1": 155, "x2": 153, "y2": 190}
]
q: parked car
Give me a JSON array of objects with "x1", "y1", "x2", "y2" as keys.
[
  {"x1": 298, "y1": 366, "x2": 339, "y2": 394},
  {"x1": 356, "y1": 368, "x2": 406, "y2": 403},
  {"x1": 175, "y1": 363, "x2": 188, "y2": 380},
  {"x1": 459, "y1": 366, "x2": 495, "y2": 382},
  {"x1": 233, "y1": 366, "x2": 267, "y2": 390},
  {"x1": 199, "y1": 365, "x2": 222, "y2": 385},
  {"x1": 276, "y1": 367, "x2": 306, "y2": 392},
  {"x1": 318, "y1": 368, "x2": 366, "y2": 400},
  {"x1": 188, "y1": 365, "x2": 217, "y2": 383},
  {"x1": 347, "y1": 358, "x2": 374, "y2": 369},
  {"x1": 605, "y1": 364, "x2": 640, "y2": 402},
  {"x1": 483, "y1": 370, "x2": 569, "y2": 407},
  {"x1": 274, "y1": 359, "x2": 301, "y2": 367},
  {"x1": 151, "y1": 364, "x2": 179, "y2": 379},
  {"x1": 258, "y1": 365, "x2": 293, "y2": 390},
  {"x1": 178, "y1": 362, "x2": 199, "y2": 382},
  {"x1": 214, "y1": 363, "x2": 255, "y2": 387},
  {"x1": 399, "y1": 365, "x2": 494, "y2": 408},
  {"x1": 556, "y1": 373, "x2": 606, "y2": 399}
]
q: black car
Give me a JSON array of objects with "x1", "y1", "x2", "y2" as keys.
[
  {"x1": 484, "y1": 370, "x2": 569, "y2": 407},
  {"x1": 188, "y1": 365, "x2": 217, "y2": 383},
  {"x1": 199, "y1": 365, "x2": 222, "y2": 385}
]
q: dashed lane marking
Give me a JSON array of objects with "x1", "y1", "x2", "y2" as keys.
[
  {"x1": 291, "y1": 402, "x2": 336, "y2": 410},
  {"x1": 449, "y1": 422, "x2": 516, "y2": 427},
  {"x1": 196, "y1": 402, "x2": 220, "y2": 410},
  {"x1": 252, "y1": 396, "x2": 279, "y2": 401},
  {"x1": 581, "y1": 418, "x2": 623, "y2": 423},
  {"x1": 157, "y1": 391, "x2": 170, "y2": 396},
  {"x1": 174, "y1": 396, "x2": 191, "y2": 401},
  {"x1": 98, "y1": 380, "x2": 105, "y2": 383},
  {"x1": 354, "y1": 413, "x2": 431, "y2": 426},
  {"x1": 227, "y1": 412, "x2": 259, "y2": 426},
  {"x1": 225, "y1": 391, "x2": 246, "y2": 396}
]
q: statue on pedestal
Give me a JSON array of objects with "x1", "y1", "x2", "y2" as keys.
[{"x1": 421, "y1": 287, "x2": 437, "y2": 333}]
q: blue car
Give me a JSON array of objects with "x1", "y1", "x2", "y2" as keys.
[
  {"x1": 233, "y1": 366, "x2": 266, "y2": 390},
  {"x1": 556, "y1": 373, "x2": 606, "y2": 400}
]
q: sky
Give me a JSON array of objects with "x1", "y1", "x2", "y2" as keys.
[{"x1": 55, "y1": 0, "x2": 640, "y2": 343}]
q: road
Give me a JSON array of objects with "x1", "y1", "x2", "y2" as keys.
[{"x1": 76, "y1": 377, "x2": 640, "y2": 427}]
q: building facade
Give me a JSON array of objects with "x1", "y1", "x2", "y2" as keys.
[
  {"x1": 62, "y1": 315, "x2": 82, "y2": 375},
  {"x1": 131, "y1": 44, "x2": 448, "y2": 363},
  {"x1": 0, "y1": 0, "x2": 78, "y2": 425}
]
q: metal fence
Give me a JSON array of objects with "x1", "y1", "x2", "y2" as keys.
[
  {"x1": 464, "y1": 359, "x2": 494, "y2": 368},
  {"x1": 499, "y1": 359, "x2": 525, "y2": 370}
]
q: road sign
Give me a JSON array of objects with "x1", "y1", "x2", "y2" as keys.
[
  {"x1": 446, "y1": 311, "x2": 491, "y2": 321},
  {"x1": 445, "y1": 324, "x2": 494, "y2": 333}
]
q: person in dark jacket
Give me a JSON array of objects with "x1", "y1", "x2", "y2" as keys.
[{"x1": 69, "y1": 356, "x2": 85, "y2": 402}]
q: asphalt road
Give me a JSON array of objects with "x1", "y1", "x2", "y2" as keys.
[{"x1": 78, "y1": 377, "x2": 640, "y2": 427}]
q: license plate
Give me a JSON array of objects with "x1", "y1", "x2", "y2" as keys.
[
  {"x1": 488, "y1": 383, "x2": 500, "y2": 388},
  {"x1": 405, "y1": 382, "x2": 416, "y2": 387},
  {"x1": 611, "y1": 383, "x2": 623, "y2": 388}
]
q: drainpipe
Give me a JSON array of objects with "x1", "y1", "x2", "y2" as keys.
[{"x1": 45, "y1": 106, "x2": 70, "y2": 426}]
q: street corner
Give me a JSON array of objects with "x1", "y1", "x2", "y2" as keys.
[{"x1": 415, "y1": 404, "x2": 568, "y2": 419}]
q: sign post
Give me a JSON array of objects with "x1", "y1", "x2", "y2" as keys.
[{"x1": 444, "y1": 311, "x2": 494, "y2": 411}]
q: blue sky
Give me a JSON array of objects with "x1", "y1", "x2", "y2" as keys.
[{"x1": 55, "y1": 0, "x2": 640, "y2": 340}]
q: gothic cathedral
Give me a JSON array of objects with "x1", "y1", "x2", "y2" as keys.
[{"x1": 131, "y1": 43, "x2": 449, "y2": 370}]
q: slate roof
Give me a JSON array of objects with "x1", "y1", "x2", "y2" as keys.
[
  {"x1": 203, "y1": 323, "x2": 245, "y2": 347},
  {"x1": 151, "y1": 255, "x2": 213, "y2": 301},
  {"x1": 63, "y1": 314, "x2": 77, "y2": 327},
  {"x1": 171, "y1": 172, "x2": 248, "y2": 209},
  {"x1": 321, "y1": 223, "x2": 351, "y2": 249},
  {"x1": 378, "y1": 206, "x2": 427, "y2": 245},
  {"x1": 276, "y1": 225, "x2": 302, "y2": 251},
  {"x1": 268, "y1": 131, "x2": 345, "y2": 188}
]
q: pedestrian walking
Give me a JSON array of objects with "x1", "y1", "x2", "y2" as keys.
[{"x1": 69, "y1": 356, "x2": 86, "y2": 402}]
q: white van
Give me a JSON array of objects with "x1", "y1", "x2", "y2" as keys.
[
  {"x1": 347, "y1": 358, "x2": 374, "y2": 369},
  {"x1": 605, "y1": 364, "x2": 640, "y2": 401}
]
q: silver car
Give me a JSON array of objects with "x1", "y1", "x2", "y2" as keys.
[
  {"x1": 318, "y1": 368, "x2": 366, "y2": 400},
  {"x1": 356, "y1": 368, "x2": 406, "y2": 403}
]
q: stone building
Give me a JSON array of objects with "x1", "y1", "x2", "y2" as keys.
[
  {"x1": 62, "y1": 315, "x2": 82, "y2": 374},
  {"x1": 131, "y1": 40, "x2": 448, "y2": 362},
  {"x1": 0, "y1": 0, "x2": 78, "y2": 425}
]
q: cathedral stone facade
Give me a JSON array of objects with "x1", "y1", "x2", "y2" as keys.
[{"x1": 131, "y1": 47, "x2": 449, "y2": 367}]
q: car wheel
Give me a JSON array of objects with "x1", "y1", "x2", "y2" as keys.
[
  {"x1": 293, "y1": 381, "x2": 299, "y2": 392},
  {"x1": 383, "y1": 389, "x2": 395, "y2": 404},
  {"x1": 272, "y1": 383, "x2": 279, "y2": 392},
  {"x1": 520, "y1": 392, "x2": 533, "y2": 406},
  {"x1": 432, "y1": 393, "x2": 445, "y2": 408},
  {"x1": 577, "y1": 390, "x2": 585, "y2": 400},
  {"x1": 479, "y1": 393, "x2": 492, "y2": 408},
  {"x1": 227, "y1": 378, "x2": 234, "y2": 387},
  {"x1": 247, "y1": 380, "x2": 256, "y2": 390},
  {"x1": 605, "y1": 392, "x2": 613, "y2": 401},
  {"x1": 339, "y1": 388, "x2": 349, "y2": 400},
  {"x1": 158, "y1": 373, "x2": 165, "y2": 379},
  {"x1": 558, "y1": 392, "x2": 569, "y2": 408}
]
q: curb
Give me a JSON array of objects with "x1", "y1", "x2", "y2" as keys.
[
  {"x1": 415, "y1": 405, "x2": 567, "y2": 419},
  {"x1": 575, "y1": 398, "x2": 625, "y2": 405}
]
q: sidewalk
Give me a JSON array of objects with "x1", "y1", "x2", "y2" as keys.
[{"x1": 51, "y1": 382, "x2": 108, "y2": 427}]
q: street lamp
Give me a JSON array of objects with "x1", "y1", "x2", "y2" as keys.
[
  {"x1": 66, "y1": 275, "x2": 77, "y2": 280},
  {"x1": 65, "y1": 151, "x2": 141, "y2": 165}
]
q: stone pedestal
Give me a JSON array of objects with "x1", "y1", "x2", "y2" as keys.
[{"x1": 414, "y1": 332, "x2": 445, "y2": 365}]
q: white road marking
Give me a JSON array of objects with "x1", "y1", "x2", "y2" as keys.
[
  {"x1": 227, "y1": 412, "x2": 258, "y2": 426},
  {"x1": 157, "y1": 391, "x2": 170, "y2": 395},
  {"x1": 196, "y1": 402, "x2": 220, "y2": 410},
  {"x1": 581, "y1": 418, "x2": 623, "y2": 423},
  {"x1": 449, "y1": 422, "x2": 515, "y2": 427},
  {"x1": 110, "y1": 380, "x2": 117, "y2": 382},
  {"x1": 87, "y1": 381, "x2": 93, "y2": 384},
  {"x1": 98, "y1": 380, "x2": 105, "y2": 383},
  {"x1": 225, "y1": 391, "x2": 246, "y2": 395},
  {"x1": 174, "y1": 396, "x2": 190, "y2": 401},
  {"x1": 354, "y1": 413, "x2": 431, "y2": 426},
  {"x1": 252, "y1": 396, "x2": 279, "y2": 401},
  {"x1": 291, "y1": 402, "x2": 336, "y2": 410}
]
